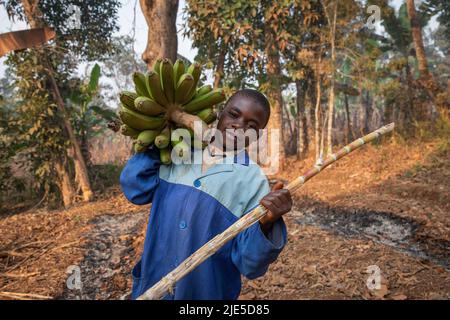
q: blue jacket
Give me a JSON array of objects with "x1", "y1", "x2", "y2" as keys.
[{"x1": 120, "y1": 147, "x2": 287, "y2": 300}]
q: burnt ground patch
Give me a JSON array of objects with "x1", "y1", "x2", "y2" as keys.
[{"x1": 294, "y1": 202, "x2": 449, "y2": 269}]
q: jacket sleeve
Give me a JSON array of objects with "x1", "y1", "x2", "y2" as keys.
[
  {"x1": 119, "y1": 146, "x2": 162, "y2": 205},
  {"x1": 231, "y1": 175, "x2": 287, "y2": 280}
]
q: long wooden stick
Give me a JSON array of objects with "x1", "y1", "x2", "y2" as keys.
[{"x1": 138, "y1": 123, "x2": 395, "y2": 300}]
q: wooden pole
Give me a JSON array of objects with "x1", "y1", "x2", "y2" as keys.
[{"x1": 137, "y1": 123, "x2": 395, "y2": 300}]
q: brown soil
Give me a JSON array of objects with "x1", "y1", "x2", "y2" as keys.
[{"x1": 0, "y1": 137, "x2": 448, "y2": 300}]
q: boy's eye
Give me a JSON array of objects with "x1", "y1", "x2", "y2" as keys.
[{"x1": 228, "y1": 111, "x2": 238, "y2": 118}]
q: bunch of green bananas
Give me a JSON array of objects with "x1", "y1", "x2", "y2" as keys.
[{"x1": 118, "y1": 58, "x2": 226, "y2": 164}]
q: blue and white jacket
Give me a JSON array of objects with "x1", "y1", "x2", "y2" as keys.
[{"x1": 120, "y1": 147, "x2": 287, "y2": 300}]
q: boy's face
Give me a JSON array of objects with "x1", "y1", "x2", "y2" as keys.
[{"x1": 215, "y1": 95, "x2": 269, "y2": 151}]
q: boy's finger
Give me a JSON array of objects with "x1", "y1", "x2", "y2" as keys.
[
  {"x1": 278, "y1": 189, "x2": 292, "y2": 202},
  {"x1": 260, "y1": 199, "x2": 276, "y2": 213},
  {"x1": 271, "y1": 181, "x2": 284, "y2": 191}
]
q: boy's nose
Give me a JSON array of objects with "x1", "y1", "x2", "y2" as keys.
[{"x1": 230, "y1": 120, "x2": 245, "y2": 130}]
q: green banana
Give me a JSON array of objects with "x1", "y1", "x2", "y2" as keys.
[
  {"x1": 134, "y1": 142, "x2": 147, "y2": 153},
  {"x1": 146, "y1": 71, "x2": 169, "y2": 106},
  {"x1": 136, "y1": 129, "x2": 160, "y2": 147},
  {"x1": 183, "y1": 89, "x2": 226, "y2": 113},
  {"x1": 154, "y1": 126, "x2": 170, "y2": 149},
  {"x1": 186, "y1": 128, "x2": 195, "y2": 139},
  {"x1": 119, "y1": 91, "x2": 139, "y2": 111},
  {"x1": 171, "y1": 139, "x2": 180, "y2": 147},
  {"x1": 160, "y1": 58, "x2": 175, "y2": 103},
  {"x1": 174, "y1": 74, "x2": 195, "y2": 104},
  {"x1": 120, "y1": 124, "x2": 140, "y2": 138},
  {"x1": 152, "y1": 58, "x2": 162, "y2": 74},
  {"x1": 134, "y1": 96, "x2": 166, "y2": 116},
  {"x1": 187, "y1": 127, "x2": 204, "y2": 149},
  {"x1": 191, "y1": 139, "x2": 204, "y2": 149},
  {"x1": 133, "y1": 72, "x2": 151, "y2": 98},
  {"x1": 159, "y1": 147, "x2": 172, "y2": 165},
  {"x1": 185, "y1": 62, "x2": 202, "y2": 102},
  {"x1": 119, "y1": 104, "x2": 166, "y2": 131},
  {"x1": 172, "y1": 140, "x2": 190, "y2": 159},
  {"x1": 173, "y1": 59, "x2": 185, "y2": 87},
  {"x1": 196, "y1": 107, "x2": 217, "y2": 124},
  {"x1": 196, "y1": 85, "x2": 213, "y2": 97}
]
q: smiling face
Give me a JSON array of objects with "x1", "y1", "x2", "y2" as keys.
[{"x1": 215, "y1": 94, "x2": 270, "y2": 151}]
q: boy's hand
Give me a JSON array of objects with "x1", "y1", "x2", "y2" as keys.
[{"x1": 259, "y1": 181, "x2": 292, "y2": 236}]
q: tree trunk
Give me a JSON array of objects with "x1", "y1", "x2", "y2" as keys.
[
  {"x1": 140, "y1": 0, "x2": 179, "y2": 69},
  {"x1": 21, "y1": 0, "x2": 93, "y2": 202},
  {"x1": 364, "y1": 91, "x2": 372, "y2": 132},
  {"x1": 264, "y1": 25, "x2": 285, "y2": 171},
  {"x1": 343, "y1": 93, "x2": 353, "y2": 144},
  {"x1": 47, "y1": 68, "x2": 94, "y2": 202},
  {"x1": 80, "y1": 130, "x2": 92, "y2": 168},
  {"x1": 406, "y1": 0, "x2": 448, "y2": 119},
  {"x1": 326, "y1": 0, "x2": 337, "y2": 156},
  {"x1": 213, "y1": 44, "x2": 226, "y2": 89},
  {"x1": 55, "y1": 158, "x2": 75, "y2": 208},
  {"x1": 296, "y1": 80, "x2": 308, "y2": 158},
  {"x1": 308, "y1": 75, "x2": 316, "y2": 151},
  {"x1": 358, "y1": 79, "x2": 366, "y2": 136},
  {"x1": 406, "y1": 0, "x2": 429, "y2": 79},
  {"x1": 314, "y1": 57, "x2": 322, "y2": 161},
  {"x1": 404, "y1": 59, "x2": 415, "y2": 123}
]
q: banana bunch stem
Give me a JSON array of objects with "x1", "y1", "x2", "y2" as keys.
[{"x1": 166, "y1": 105, "x2": 207, "y2": 140}]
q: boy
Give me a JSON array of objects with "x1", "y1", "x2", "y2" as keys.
[{"x1": 120, "y1": 89, "x2": 292, "y2": 300}]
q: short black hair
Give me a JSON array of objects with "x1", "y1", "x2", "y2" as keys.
[{"x1": 225, "y1": 89, "x2": 271, "y2": 125}]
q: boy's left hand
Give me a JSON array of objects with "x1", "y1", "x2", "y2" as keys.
[{"x1": 259, "y1": 181, "x2": 292, "y2": 235}]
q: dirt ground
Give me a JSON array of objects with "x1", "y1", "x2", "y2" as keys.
[{"x1": 0, "y1": 136, "x2": 448, "y2": 300}]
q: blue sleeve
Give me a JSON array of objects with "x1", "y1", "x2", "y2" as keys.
[
  {"x1": 231, "y1": 175, "x2": 287, "y2": 279},
  {"x1": 119, "y1": 146, "x2": 161, "y2": 205}
]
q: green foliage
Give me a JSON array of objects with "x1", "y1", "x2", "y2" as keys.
[
  {"x1": 88, "y1": 63, "x2": 101, "y2": 93},
  {"x1": 65, "y1": 64, "x2": 117, "y2": 152},
  {"x1": 0, "y1": 0, "x2": 122, "y2": 207},
  {"x1": 2, "y1": 50, "x2": 66, "y2": 202}
]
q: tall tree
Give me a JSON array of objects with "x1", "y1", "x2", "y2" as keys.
[
  {"x1": 260, "y1": 1, "x2": 294, "y2": 170},
  {"x1": 140, "y1": 0, "x2": 179, "y2": 68},
  {"x1": 283, "y1": 0, "x2": 326, "y2": 158},
  {"x1": 19, "y1": 0, "x2": 93, "y2": 202},
  {"x1": 322, "y1": 0, "x2": 337, "y2": 155},
  {"x1": 406, "y1": 0, "x2": 448, "y2": 119},
  {"x1": 2, "y1": 0, "x2": 120, "y2": 206}
]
